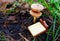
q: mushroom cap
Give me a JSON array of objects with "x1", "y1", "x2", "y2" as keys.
[
  {"x1": 31, "y1": 3, "x2": 44, "y2": 11},
  {"x1": 30, "y1": 10, "x2": 42, "y2": 18}
]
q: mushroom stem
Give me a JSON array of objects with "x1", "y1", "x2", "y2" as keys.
[{"x1": 34, "y1": 17, "x2": 36, "y2": 23}]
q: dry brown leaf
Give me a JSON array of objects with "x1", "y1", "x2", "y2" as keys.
[{"x1": 0, "y1": 0, "x2": 15, "y2": 11}]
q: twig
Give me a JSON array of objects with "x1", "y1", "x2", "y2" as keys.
[{"x1": 19, "y1": 33, "x2": 29, "y2": 41}]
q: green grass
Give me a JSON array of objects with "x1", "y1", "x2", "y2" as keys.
[{"x1": 52, "y1": 15, "x2": 56, "y2": 41}]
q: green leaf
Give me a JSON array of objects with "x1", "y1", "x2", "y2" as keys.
[
  {"x1": 55, "y1": 3, "x2": 60, "y2": 10},
  {"x1": 50, "y1": 0, "x2": 54, "y2": 3},
  {"x1": 54, "y1": 0, "x2": 59, "y2": 3}
]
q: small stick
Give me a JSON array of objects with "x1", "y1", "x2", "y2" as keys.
[{"x1": 19, "y1": 33, "x2": 29, "y2": 41}]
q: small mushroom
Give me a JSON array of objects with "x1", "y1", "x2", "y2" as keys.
[{"x1": 30, "y1": 3, "x2": 44, "y2": 23}]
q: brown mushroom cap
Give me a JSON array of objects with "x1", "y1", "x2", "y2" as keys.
[{"x1": 30, "y1": 10, "x2": 42, "y2": 18}]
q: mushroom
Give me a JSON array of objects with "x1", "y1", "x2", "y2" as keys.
[{"x1": 30, "y1": 3, "x2": 44, "y2": 23}]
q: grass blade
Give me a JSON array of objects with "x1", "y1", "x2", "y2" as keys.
[{"x1": 52, "y1": 15, "x2": 56, "y2": 41}]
